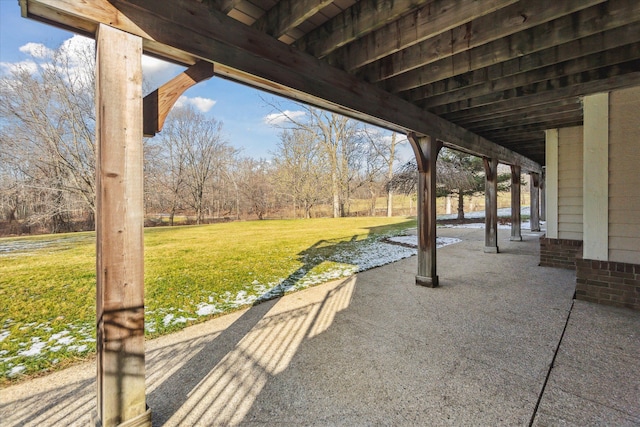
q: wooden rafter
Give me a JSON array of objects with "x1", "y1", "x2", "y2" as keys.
[
  {"x1": 253, "y1": 0, "x2": 334, "y2": 39},
  {"x1": 405, "y1": 23, "x2": 640, "y2": 103},
  {"x1": 381, "y1": 0, "x2": 639, "y2": 92},
  {"x1": 325, "y1": 0, "x2": 521, "y2": 71},
  {"x1": 295, "y1": 0, "x2": 434, "y2": 58}
]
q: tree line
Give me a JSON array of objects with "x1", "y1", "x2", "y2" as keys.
[{"x1": 0, "y1": 38, "x2": 501, "y2": 236}]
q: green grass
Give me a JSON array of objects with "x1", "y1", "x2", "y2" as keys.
[{"x1": 0, "y1": 217, "x2": 415, "y2": 384}]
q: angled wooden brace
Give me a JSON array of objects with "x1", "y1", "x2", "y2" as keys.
[{"x1": 143, "y1": 60, "x2": 215, "y2": 137}]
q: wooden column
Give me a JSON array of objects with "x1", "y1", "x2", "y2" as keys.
[
  {"x1": 95, "y1": 25, "x2": 150, "y2": 427},
  {"x1": 408, "y1": 133, "x2": 441, "y2": 287},
  {"x1": 530, "y1": 172, "x2": 541, "y2": 232},
  {"x1": 510, "y1": 165, "x2": 522, "y2": 241},
  {"x1": 540, "y1": 168, "x2": 546, "y2": 221},
  {"x1": 483, "y1": 157, "x2": 499, "y2": 253}
]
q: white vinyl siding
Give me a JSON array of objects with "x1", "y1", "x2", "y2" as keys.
[
  {"x1": 557, "y1": 126, "x2": 584, "y2": 240},
  {"x1": 609, "y1": 86, "x2": 640, "y2": 264}
]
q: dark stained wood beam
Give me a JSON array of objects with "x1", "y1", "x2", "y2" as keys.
[
  {"x1": 469, "y1": 109, "x2": 583, "y2": 132},
  {"x1": 252, "y1": 0, "x2": 334, "y2": 39},
  {"x1": 382, "y1": 0, "x2": 640, "y2": 92},
  {"x1": 405, "y1": 23, "x2": 640, "y2": 103},
  {"x1": 442, "y1": 98, "x2": 583, "y2": 124},
  {"x1": 204, "y1": 0, "x2": 242, "y2": 15},
  {"x1": 419, "y1": 44, "x2": 640, "y2": 109},
  {"x1": 478, "y1": 119, "x2": 584, "y2": 137},
  {"x1": 294, "y1": 0, "x2": 435, "y2": 59},
  {"x1": 325, "y1": 0, "x2": 519, "y2": 71},
  {"x1": 20, "y1": 0, "x2": 542, "y2": 172},
  {"x1": 428, "y1": 61, "x2": 640, "y2": 115}
]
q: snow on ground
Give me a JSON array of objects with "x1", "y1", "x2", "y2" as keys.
[
  {"x1": 436, "y1": 206, "x2": 531, "y2": 220},
  {"x1": 388, "y1": 235, "x2": 462, "y2": 247},
  {"x1": 2, "y1": 229, "x2": 471, "y2": 379}
]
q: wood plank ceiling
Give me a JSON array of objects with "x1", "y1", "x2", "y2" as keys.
[{"x1": 206, "y1": 0, "x2": 640, "y2": 166}]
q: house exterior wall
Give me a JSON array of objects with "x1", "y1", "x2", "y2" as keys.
[
  {"x1": 557, "y1": 126, "x2": 584, "y2": 241},
  {"x1": 609, "y1": 86, "x2": 640, "y2": 265}
]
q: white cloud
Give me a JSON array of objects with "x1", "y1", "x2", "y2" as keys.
[
  {"x1": 263, "y1": 110, "x2": 306, "y2": 126},
  {"x1": 19, "y1": 42, "x2": 54, "y2": 59},
  {"x1": 175, "y1": 95, "x2": 217, "y2": 113},
  {"x1": 142, "y1": 55, "x2": 182, "y2": 88},
  {"x1": 189, "y1": 96, "x2": 217, "y2": 112},
  {"x1": 0, "y1": 59, "x2": 38, "y2": 75}
]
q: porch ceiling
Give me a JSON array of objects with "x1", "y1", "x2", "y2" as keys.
[{"x1": 22, "y1": 0, "x2": 640, "y2": 167}]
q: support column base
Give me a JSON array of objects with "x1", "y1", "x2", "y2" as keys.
[
  {"x1": 510, "y1": 236, "x2": 522, "y2": 241},
  {"x1": 484, "y1": 246, "x2": 499, "y2": 253},
  {"x1": 92, "y1": 407, "x2": 152, "y2": 427},
  {"x1": 416, "y1": 275, "x2": 438, "y2": 288}
]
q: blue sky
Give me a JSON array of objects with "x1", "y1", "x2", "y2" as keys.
[{"x1": 0, "y1": 1, "x2": 411, "y2": 161}]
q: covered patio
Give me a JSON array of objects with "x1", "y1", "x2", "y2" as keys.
[
  {"x1": 3, "y1": 227, "x2": 639, "y2": 425},
  {"x1": 14, "y1": 0, "x2": 640, "y2": 425}
]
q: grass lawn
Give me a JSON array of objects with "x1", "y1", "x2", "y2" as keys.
[{"x1": 0, "y1": 216, "x2": 415, "y2": 384}]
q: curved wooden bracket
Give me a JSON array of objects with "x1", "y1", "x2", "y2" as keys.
[
  {"x1": 143, "y1": 60, "x2": 215, "y2": 137},
  {"x1": 407, "y1": 132, "x2": 443, "y2": 173}
]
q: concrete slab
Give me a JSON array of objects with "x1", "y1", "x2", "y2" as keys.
[
  {"x1": 1, "y1": 228, "x2": 636, "y2": 426},
  {"x1": 533, "y1": 300, "x2": 640, "y2": 426}
]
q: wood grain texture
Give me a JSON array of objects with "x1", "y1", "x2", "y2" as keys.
[{"x1": 95, "y1": 24, "x2": 148, "y2": 427}]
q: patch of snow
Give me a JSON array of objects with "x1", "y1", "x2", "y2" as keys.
[
  {"x1": 387, "y1": 236, "x2": 462, "y2": 248},
  {"x1": 162, "y1": 314, "x2": 174, "y2": 326},
  {"x1": 0, "y1": 331, "x2": 9, "y2": 342},
  {"x1": 18, "y1": 340, "x2": 46, "y2": 357},
  {"x1": 56, "y1": 336, "x2": 75, "y2": 346},
  {"x1": 8, "y1": 365, "x2": 26, "y2": 377},
  {"x1": 196, "y1": 303, "x2": 221, "y2": 317},
  {"x1": 68, "y1": 344, "x2": 88, "y2": 353}
]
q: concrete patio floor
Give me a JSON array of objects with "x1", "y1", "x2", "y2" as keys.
[{"x1": 2, "y1": 227, "x2": 639, "y2": 426}]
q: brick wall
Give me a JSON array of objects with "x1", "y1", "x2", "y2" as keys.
[
  {"x1": 576, "y1": 250, "x2": 640, "y2": 310},
  {"x1": 539, "y1": 236, "x2": 582, "y2": 270}
]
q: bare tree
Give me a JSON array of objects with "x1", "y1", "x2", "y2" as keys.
[
  {"x1": 0, "y1": 37, "x2": 96, "y2": 232},
  {"x1": 264, "y1": 101, "x2": 363, "y2": 217},
  {"x1": 237, "y1": 157, "x2": 274, "y2": 220},
  {"x1": 149, "y1": 105, "x2": 234, "y2": 225},
  {"x1": 272, "y1": 128, "x2": 329, "y2": 218},
  {"x1": 363, "y1": 129, "x2": 404, "y2": 216}
]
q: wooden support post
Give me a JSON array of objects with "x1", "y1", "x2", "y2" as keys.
[
  {"x1": 510, "y1": 165, "x2": 522, "y2": 241},
  {"x1": 483, "y1": 157, "x2": 499, "y2": 253},
  {"x1": 408, "y1": 133, "x2": 441, "y2": 287},
  {"x1": 143, "y1": 60, "x2": 215, "y2": 137},
  {"x1": 95, "y1": 25, "x2": 150, "y2": 427},
  {"x1": 530, "y1": 172, "x2": 541, "y2": 232},
  {"x1": 540, "y1": 168, "x2": 546, "y2": 221}
]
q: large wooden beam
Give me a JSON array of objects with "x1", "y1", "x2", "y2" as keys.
[
  {"x1": 95, "y1": 24, "x2": 150, "y2": 427},
  {"x1": 326, "y1": 0, "x2": 519, "y2": 71},
  {"x1": 252, "y1": 0, "x2": 333, "y2": 39},
  {"x1": 381, "y1": 0, "x2": 639, "y2": 93},
  {"x1": 20, "y1": 0, "x2": 542, "y2": 173}
]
